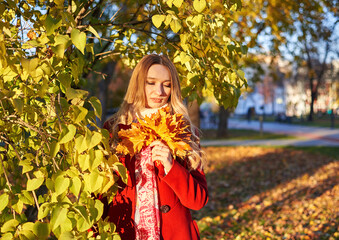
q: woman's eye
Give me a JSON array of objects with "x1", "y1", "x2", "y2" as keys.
[
  {"x1": 164, "y1": 84, "x2": 171, "y2": 88},
  {"x1": 146, "y1": 82, "x2": 155, "y2": 85}
]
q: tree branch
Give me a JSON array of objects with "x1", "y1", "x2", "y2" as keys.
[{"x1": 0, "y1": 153, "x2": 16, "y2": 219}]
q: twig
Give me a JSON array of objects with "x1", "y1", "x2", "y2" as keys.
[
  {"x1": 25, "y1": 173, "x2": 40, "y2": 211},
  {"x1": 110, "y1": 7, "x2": 121, "y2": 22},
  {"x1": 87, "y1": 67, "x2": 108, "y2": 79},
  {"x1": 94, "y1": 50, "x2": 120, "y2": 57},
  {"x1": 99, "y1": 4, "x2": 108, "y2": 18},
  {"x1": 0, "y1": 154, "x2": 16, "y2": 219}
]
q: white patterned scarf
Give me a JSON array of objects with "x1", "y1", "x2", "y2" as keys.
[{"x1": 134, "y1": 146, "x2": 160, "y2": 240}]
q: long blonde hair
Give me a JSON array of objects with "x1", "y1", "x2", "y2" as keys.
[{"x1": 107, "y1": 54, "x2": 205, "y2": 170}]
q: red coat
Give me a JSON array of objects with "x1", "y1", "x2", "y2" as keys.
[{"x1": 103, "y1": 123, "x2": 208, "y2": 240}]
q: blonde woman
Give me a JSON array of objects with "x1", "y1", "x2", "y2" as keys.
[{"x1": 103, "y1": 54, "x2": 208, "y2": 240}]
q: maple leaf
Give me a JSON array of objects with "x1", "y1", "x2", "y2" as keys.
[{"x1": 116, "y1": 107, "x2": 192, "y2": 162}]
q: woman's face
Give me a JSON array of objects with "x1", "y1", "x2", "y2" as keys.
[{"x1": 145, "y1": 64, "x2": 171, "y2": 109}]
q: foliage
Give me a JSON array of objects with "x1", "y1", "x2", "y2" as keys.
[
  {"x1": 83, "y1": 0, "x2": 248, "y2": 109},
  {"x1": 116, "y1": 107, "x2": 191, "y2": 163},
  {"x1": 0, "y1": 0, "x2": 248, "y2": 238},
  {"x1": 231, "y1": 0, "x2": 339, "y2": 119},
  {"x1": 194, "y1": 146, "x2": 339, "y2": 239},
  {"x1": 0, "y1": 0, "x2": 126, "y2": 239}
]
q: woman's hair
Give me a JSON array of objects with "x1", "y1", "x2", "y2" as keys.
[{"x1": 108, "y1": 54, "x2": 205, "y2": 170}]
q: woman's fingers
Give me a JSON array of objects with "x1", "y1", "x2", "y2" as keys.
[{"x1": 150, "y1": 141, "x2": 173, "y2": 171}]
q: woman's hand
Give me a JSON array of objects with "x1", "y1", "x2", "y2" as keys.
[{"x1": 149, "y1": 140, "x2": 173, "y2": 173}]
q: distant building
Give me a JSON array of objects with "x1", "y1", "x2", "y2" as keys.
[{"x1": 233, "y1": 56, "x2": 339, "y2": 117}]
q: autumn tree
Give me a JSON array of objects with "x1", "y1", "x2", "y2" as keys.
[
  {"x1": 0, "y1": 0, "x2": 247, "y2": 239},
  {"x1": 232, "y1": 0, "x2": 339, "y2": 121}
]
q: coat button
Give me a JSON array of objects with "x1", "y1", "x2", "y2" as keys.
[{"x1": 160, "y1": 205, "x2": 171, "y2": 213}]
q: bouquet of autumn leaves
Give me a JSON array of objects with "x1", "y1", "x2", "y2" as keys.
[{"x1": 116, "y1": 107, "x2": 192, "y2": 166}]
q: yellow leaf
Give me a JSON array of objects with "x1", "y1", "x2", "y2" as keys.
[
  {"x1": 193, "y1": 0, "x2": 206, "y2": 13},
  {"x1": 152, "y1": 15, "x2": 165, "y2": 28}
]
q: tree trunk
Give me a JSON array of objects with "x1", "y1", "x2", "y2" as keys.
[
  {"x1": 187, "y1": 100, "x2": 200, "y2": 128},
  {"x1": 308, "y1": 78, "x2": 317, "y2": 122},
  {"x1": 217, "y1": 106, "x2": 229, "y2": 138}
]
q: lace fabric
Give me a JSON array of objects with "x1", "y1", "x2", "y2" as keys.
[{"x1": 134, "y1": 146, "x2": 160, "y2": 240}]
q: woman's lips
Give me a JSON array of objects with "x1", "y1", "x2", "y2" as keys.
[{"x1": 151, "y1": 98, "x2": 163, "y2": 103}]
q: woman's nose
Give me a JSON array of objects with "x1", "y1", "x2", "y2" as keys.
[{"x1": 156, "y1": 84, "x2": 164, "y2": 95}]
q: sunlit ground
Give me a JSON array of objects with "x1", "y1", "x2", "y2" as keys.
[{"x1": 193, "y1": 146, "x2": 339, "y2": 240}]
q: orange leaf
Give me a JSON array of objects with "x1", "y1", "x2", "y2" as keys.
[{"x1": 116, "y1": 107, "x2": 192, "y2": 160}]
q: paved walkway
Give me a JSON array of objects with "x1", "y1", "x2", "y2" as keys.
[{"x1": 201, "y1": 119, "x2": 339, "y2": 147}]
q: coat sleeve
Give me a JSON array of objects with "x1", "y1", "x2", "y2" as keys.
[{"x1": 160, "y1": 160, "x2": 208, "y2": 210}]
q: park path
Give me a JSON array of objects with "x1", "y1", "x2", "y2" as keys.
[{"x1": 201, "y1": 118, "x2": 339, "y2": 147}]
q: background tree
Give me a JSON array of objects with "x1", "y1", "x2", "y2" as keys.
[
  {"x1": 0, "y1": 0, "x2": 247, "y2": 238},
  {"x1": 232, "y1": 0, "x2": 339, "y2": 121}
]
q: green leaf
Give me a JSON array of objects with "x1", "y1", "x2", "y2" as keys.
[
  {"x1": 113, "y1": 162, "x2": 128, "y2": 184},
  {"x1": 60, "y1": 217, "x2": 73, "y2": 232},
  {"x1": 12, "y1": 98, "x2": 24, "y2": 114},
  {"x1": 89, "y1": 97, "x2": 102, "y2": 120},
  {"x1": 65, "y1": 88, "x2": 88, "y2": 101},
  {"x1": 78, "y1": 153, "x2": 90, "y2": 171},
  {"x1": 19, "y1": 191, "x2": 34, "y2": 205},
  {"x1": 87, "y1": 25, "x2": 100, "y2": 44},
  {"x1": 45, "y1": 15, "x2": 62, "y2": 36},
  {"x1": 193, "y1": 0, "x2": 206, "y2": 13},
  {"x1": 27, "y1": 178, "x2": 44, "y2": 191},
  {"x1": 19, "y1": 229, "x2": 36, "y2": 240},
  {"x1": 55, "y1": 35, "x2": 71, "y2": 47},
  {"x1": 12, "y1": 198, "x2": 24, "y2": 214},
  {"x1": 88, "y1": 131, "x2": 102, "y2": 150},
  {"x1": 50, "y1": 206, "x2": 68, "y2": 230},
  {"x1": 50, "y1": 141, "x2": 60, "y2": 158},
  {"x1": 84, "y1": 171, "x2": 103, "y2": 192},
  {"x1": 72, "y1": 105, "x2": 88, "y2": 123},
  {"x1": 38, "y1": 203, "x2": 50, "y2": 220},
  {"x1": 71, "y1": 28, "x2": 86, "y2": 54},
  {"x1": 19, "y1": 159, "x2": 34, "y2": 174},
  {"x1": 0, "y1": 193, "x2": 9, "y2": 212},
  {"x1": 59, "y1": 231, "x2": 75, "y2": 240},
  {"x1": 89, "y1": 150, "x2": 103, "y2": 171},
  {"x1": 58, "y1": 73, "x2": 71, "y2": 93},
  {"x1": 46, "y1": 179, "x2": 55, "y2": 191},
  {"x1": 93, "y1": 199, "x2": 104, "y2": 221},
  {"x1": 70, "y1": 177, "x2": 81, "y2": 196},
  {"x1": 75, "y1": 135, "x2": 88, "y2": 154},
  {"x1": 1, "y1": 219, "x2": 19, "y2": 233},
  {"x1": 59, "y1": 124, "x2": 76, "y2": 144},
  {"x1": 74, "y1": 206, "x2": 91, "y2": 231},
  {"x1": 0, "y1": 233, "x2": 13, "y2": 240},
  {"x1": 52, "y1": 44, "x2": 66, "y2": 58},
  {"x1": 21, "y1": 58, "x2": 40, "y2": 75},
  {"x1": 21, "y1": 222, "x2": 34, "y2": 230},
  {"x1": 55, "y1": 175, "x2": 70, "y2": 195},
  {"x1": 33, "y1": 222, "x2": 50, "y2": 240},
  {"x1": 152, "y1": 15, "x2": 165, "y2": 28}
]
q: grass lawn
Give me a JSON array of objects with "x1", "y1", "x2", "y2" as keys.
[
  {"x1": 193, "y1": 146, "x2": 339, "y2": 240},
  {"x1": 201, "y1": 129, "x2": 294, "y2": 141}
]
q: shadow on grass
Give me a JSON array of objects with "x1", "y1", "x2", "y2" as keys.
[{"x1": 193, "y1": 146, "x2": 339, "y2": 239}]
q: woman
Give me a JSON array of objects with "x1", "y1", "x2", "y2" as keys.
[{"x1": 103, "y1": 54, "x2": 208, "y2": 240}]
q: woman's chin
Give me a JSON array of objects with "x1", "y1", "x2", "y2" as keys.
[{"x1": 147, "y1": 102, "x2": 167, "y2": 109}]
